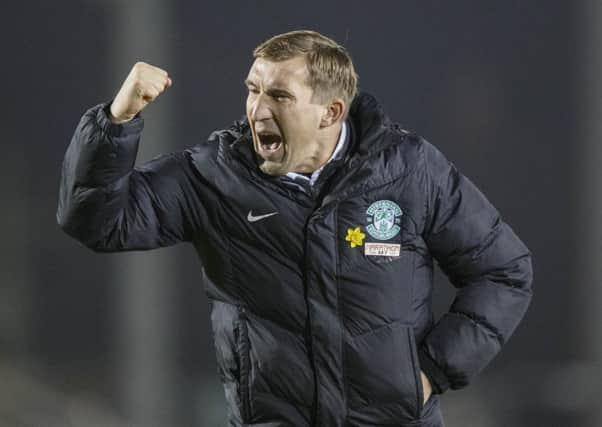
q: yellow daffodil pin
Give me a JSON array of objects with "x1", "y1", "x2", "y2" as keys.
[{"x1": 345, "y1": 227, "x2": 366, "y2": 248}]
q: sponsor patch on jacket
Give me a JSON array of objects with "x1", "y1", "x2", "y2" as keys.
[
  {"x1": 364, "y1": 242, "x2": 401, "y2": 257},
  {"x1": 366, "y1": 200, "x2": 403, "y2": 240}
]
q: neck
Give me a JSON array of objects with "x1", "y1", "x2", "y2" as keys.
[{"x1": 314, "y1": 122, "x2": 343, "y2": 169}]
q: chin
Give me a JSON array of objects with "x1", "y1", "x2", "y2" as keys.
[{"x1": 259, "y1": 161, "x2": 287, "y2": 176}]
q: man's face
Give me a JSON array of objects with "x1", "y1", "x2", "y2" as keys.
[{"x1": 245, "y1": 56, "x2": 329, "y2": 176}]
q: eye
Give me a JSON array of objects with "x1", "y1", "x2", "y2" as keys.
[
  {"x1": 271, "y1": 93, "x2": 291, "y2": 103},
  {"x1": 247, "y1": 87, "x2": 259, "y2": 94}
]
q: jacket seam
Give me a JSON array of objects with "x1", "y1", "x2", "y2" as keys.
[
  {"x1": 457, "y1": 253, "x2": 534, "y2": 289},
  {"x1": 334, "y1": 205, "x2": 349, "y2": 423},
  {"x1": 302, "y1": 218, "x2": 319, "y2": 426},
  {"x1": 349, "y1": 320, "x2": 415, "y2": 339},
  {"x1": 332, "y1": 159, "x2": 418, "y2": 207},
  {"x1": 458, "y1": 276, "x2": 533, "y2": 296},
  {"x1": 420, "y1": 140, "x2": 432, "y2": 238},
  {"x1": 449, "y1": 310, "x2": 504, "y2": 347},
  {"x1": 252, "y1": 390, "x2": 313, "y2": 410}
]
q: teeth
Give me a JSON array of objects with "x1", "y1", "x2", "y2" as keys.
[{"x1": 258, "y1": 132, "x2": 282, "y2": 151}]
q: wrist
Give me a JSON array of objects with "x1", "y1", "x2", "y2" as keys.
[
  {"x1": 108, "y1": 103, "x2": 132, "y2": 124},
  {"x1": 417, "y1": 346, "x2": 449, "y2": 394}
]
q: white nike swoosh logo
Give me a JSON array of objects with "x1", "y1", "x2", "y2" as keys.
[{"x1": 247, "y1": 210, "x2": 279, "y2": 222}]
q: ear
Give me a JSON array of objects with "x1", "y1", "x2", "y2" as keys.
[{"x1": 319, "y1": 98, "x2": 345, "y2": 128}]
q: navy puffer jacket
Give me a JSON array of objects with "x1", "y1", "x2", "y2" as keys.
[{"x1": 57, "y1": 92, "x2": 533, "y2": 426}]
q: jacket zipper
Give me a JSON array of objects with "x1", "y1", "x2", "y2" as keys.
[{"x1": 303, "y1": 214, "x2": 320, "y2": 427}]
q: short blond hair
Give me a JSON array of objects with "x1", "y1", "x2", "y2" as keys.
[{"x1": 253, "y1": 30, "x2": 358, "y2": 113}]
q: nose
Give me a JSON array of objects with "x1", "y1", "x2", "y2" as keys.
[{"x1": 249, "y1": 93, "x2": 272, "y2": 122}]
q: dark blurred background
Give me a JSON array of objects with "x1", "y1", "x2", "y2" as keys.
[{"x1": 2, "y1": 1, "x2": 598, "y2": 426}]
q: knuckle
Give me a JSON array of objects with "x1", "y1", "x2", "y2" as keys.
[
  {"x1": 132, "y1": 62, "x2": 150, "y2": 78},
  {"x1": 132, "y1": 80, "x2": 143, "y2": 90},
  {"x1": 152, "y1": 65, "x2": 167, "y2": 75},
  {"x1": 135, "y1": 85, "x2": 145, "y2": 97}
]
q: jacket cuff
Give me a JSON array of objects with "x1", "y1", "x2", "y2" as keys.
[
  {"x1": 97, "y1": 101, "x2": 144, "y2": 137},
  {"x1": 418, "y1": 346, "x2": 450, "y2": 394}
]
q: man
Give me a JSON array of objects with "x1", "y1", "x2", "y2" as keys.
[{"x1": 57, "y1": 30, "x2": 533, "y2": 427}]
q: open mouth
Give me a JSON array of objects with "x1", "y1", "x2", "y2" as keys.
[{"x1": 257, "y1": 132, "x2": 283, "y2": 154}]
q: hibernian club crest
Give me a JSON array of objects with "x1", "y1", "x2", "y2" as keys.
[{"x1": 366, "y1": 200, "x2": 403, "y2": 240}]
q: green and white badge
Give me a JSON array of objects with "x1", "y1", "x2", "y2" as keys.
[{"x1": 366, "y1": 200, "x2": 403, "y2": 240}]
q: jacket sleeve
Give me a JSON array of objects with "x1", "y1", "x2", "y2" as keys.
[
  {"x1": 57, "y1": 102, "x2": 208, "y2": 252},
  {"x1": 416, "y1": 140, "x2": 533, "y2": 394}
]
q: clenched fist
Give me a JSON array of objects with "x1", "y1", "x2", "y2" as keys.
[{"x1": 109, "y1": 62, "x2": 172, "y2": 124}]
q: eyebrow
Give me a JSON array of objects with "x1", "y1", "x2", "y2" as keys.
[
  {"x1": 244, "y1": 79, "x2": 295, "y2": 98},
  {"x1": 269, "y1": 87, "x2": 295, "y2": 96}
]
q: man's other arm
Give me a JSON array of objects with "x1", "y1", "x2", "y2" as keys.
[
  {"x1": 56, "y1": 63, "x2": 208, "y2": 252},
  {"x1": 417, "y1": 140, "x2": 534, "y2": 394}
]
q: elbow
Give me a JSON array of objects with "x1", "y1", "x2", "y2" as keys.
[
  {"x1": 56, "y1": 202, "x2": 77, "y2": 238},
  {"x1": 503, "y1": 252, "x2": 534, "y2": 318},
  {"x1": 56, "y1": 185, "x2": 118, "y2": 253},
  {"x1": 499, "y1": 251, "x2": 533, "y2": 297},
  {"x1": 517, "y1": 251, "x2": 534, "y2": 294},
  {"x1": 56, "y1": 206, "x2": 108, "y2": 253}
]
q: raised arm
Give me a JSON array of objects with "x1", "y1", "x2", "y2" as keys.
[
  {"x1": 417, "y1": 140, "x2": 533, "y2": 394},
  {"x1": 57, "y1": 63, "x2": 207, "y2": 252}
]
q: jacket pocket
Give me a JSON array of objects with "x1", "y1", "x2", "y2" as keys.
[
  {"x1": 408, "y1": 328, "x2": 425, "y2": 416},
  {"x1": 235, "y1": 306, "x2": 252, "y2": 422},
  {"x1": 345, "y1": 321, "x2": 423, "y2": 422}
]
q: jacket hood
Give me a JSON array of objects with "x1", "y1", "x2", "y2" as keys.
[{"x1": 347, "y1": 91, "x2": 404, "y2": 156}]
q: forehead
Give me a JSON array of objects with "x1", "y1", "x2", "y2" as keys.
[{"x1": 246, "y1": 56, "x2": 310, "y2": 91}]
